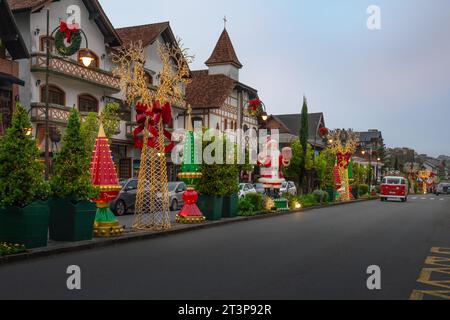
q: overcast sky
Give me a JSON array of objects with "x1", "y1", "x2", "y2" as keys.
[{"x1": 101, "y1": 0, "x2": 450, "y2": 157}]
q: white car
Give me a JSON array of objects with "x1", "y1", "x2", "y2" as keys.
[
  {"x1": 280, "y1": 181, "x2": 297, "y2": 196},
  {"x1": 239, "y1": 183, "x2": 257, "y2": 198}
]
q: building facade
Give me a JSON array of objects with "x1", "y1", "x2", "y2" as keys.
[{"x1": 186, "y1": 28, "x2": 259, "y2": 134}]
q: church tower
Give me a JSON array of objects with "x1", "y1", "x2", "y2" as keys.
[{"x1": 205, "y1": 28, "x2": 243, "y2": 81}]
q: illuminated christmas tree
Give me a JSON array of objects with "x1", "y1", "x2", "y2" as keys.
[
  {"x1": 176, "y1": 106, "x2": 205, "y2": 224},
  {"x1": 90, "y1": 125, "x2": 123, "y2": 237}
]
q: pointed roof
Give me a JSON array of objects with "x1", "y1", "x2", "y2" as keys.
[
  {"x1": 116, "y1": 22, "x2": 175, "y2": 48},
  {"x1": 205, "y1": 29, "x2": 242, "y2": 69}
]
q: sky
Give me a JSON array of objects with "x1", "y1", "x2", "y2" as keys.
[{"x1": 100, "y1": 0, "x2": 450, "y2": 157}]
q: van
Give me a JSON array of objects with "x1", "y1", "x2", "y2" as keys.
[{"x1": 380, "y1": 176, "x2": 408, "y2": 202}]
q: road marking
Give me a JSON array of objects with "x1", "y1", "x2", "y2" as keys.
[
  {"x1": 421, "y1": 198, "x2": 427, "y2": 200},
  {"x1": 410, "y1": 248, "x2": 450, "y2": 300},
  {"x1": 440, "y1": 199, "x2": 445, "y2": 201},
  {"x1": 412, "y1": 197, "x2": 418, "y2": 200},
  {"x1": 410, "y1": 290, "x2": 450, "y2": 300},
  {"x1": 430, "y1": 198, "x2": 435, "y2": 201}
]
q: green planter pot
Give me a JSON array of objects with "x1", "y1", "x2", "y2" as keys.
[
  {"x1": 0, "y1": 201, "x2": 50, "y2": 249},
  {"x1": 222, "y1": 194, "x2": 238, "y2": 218},
  {"x1": 197, "y1": 195, "x2": 223, "y2": 221},
  {"x1": 324, "y1": 188, "x2": 336, "y2": 202},
  {"x1": 351, "y1": 187, "x2": 360, "y2": 200},
  {"x1": 49, "y1": 199, "x2": 96, "y2": 242}
]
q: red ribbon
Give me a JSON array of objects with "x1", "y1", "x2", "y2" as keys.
[
  {"x1": 59, "y1": 21, "x2": 79, "y2": 43},
  {"x1": 337, "y1": 152, "x2": 351, "y2": 169},
  {"x1": 133, "y1": 101, "x2": 175, "y2": 153}
]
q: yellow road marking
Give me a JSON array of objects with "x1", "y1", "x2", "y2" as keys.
[
  {"x1": 410, "y1": 290, "x2": 450, "y2": 300},
  {"x1": 431, "y1": 247, "x2": 450, "y2": 255},
  {"x1": 425, "y1": 256, "x2": 450, "y2": 267},
  {"x1": 417, "y1": 268, "x2": 450, "y2": 289}
]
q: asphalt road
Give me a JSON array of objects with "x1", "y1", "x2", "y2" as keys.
[{"x1": 0, "y1": 195, "x2": 449, "y2": 300}]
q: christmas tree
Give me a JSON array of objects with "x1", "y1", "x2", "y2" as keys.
[
  {"x1": 0, "y1": 104, "x2": 45, "y2": 208},
  {"x1": 90, "y1": 125, "x2": 123, "y2": 237}
]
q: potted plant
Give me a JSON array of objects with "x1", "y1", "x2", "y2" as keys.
[
  {"x1": 196, "y1": 164, "x2": 226, "y2": 221},
  {"x1": 222, "y1": 164, "x2": 240, "y2": 218},
  {"x1": 0, "y1": 105, "x2": 50, "y2": 249},
  {"x1": 49, "y1": 109, "x2": 98, "y2": 242}
]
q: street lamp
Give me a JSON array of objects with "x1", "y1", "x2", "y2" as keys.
[{"x1": 43, "y1": 9, "x2": 92, "y2": 180}]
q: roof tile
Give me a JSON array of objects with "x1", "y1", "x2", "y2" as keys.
[{"x1": 205, "y1": 29, "x2": 242, "y2": 68}]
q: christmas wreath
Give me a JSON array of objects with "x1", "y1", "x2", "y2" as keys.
[
  {"x1": 55, "y1": 21, "x2": 82, "y2": 57},
  {"x1": 247, "y1": 99, "x2": 264, "y2": 117}
]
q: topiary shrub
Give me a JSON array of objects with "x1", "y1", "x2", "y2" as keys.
[{"x1": 238, "y1": 197, "x2": 256, "y2": 216}]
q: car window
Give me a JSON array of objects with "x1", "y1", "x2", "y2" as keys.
[
  {"x1": 177, "y1": 184, "x2": 187, "y2": 192},
  {"x1": 126, "y1": 180, "x2": 138, "y2": 190},
  {"x1": 387, "y1": 178, "x2": 400, "y2": 185}
]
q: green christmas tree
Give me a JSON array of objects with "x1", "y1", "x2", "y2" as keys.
[
  {"x1": 50, "y1": 109, "x2": 97, "y2": 201},
  {"x1": 0, "y1": 104, "x2": 45, "y2": 208}
]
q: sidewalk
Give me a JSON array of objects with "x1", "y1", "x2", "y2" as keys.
[{"x1": 0, "y1": 198, "x2": 377, "y2": 265}]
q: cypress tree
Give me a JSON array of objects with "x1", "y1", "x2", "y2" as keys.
[{"x1": 299, "y1": 96, "x2": 309, "y2": 192}]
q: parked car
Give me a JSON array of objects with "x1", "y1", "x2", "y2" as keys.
[
  {"x1": 110, "y1": 179, "x2": 187, "y2": 216},
  {"x1": 280, "y1": 181, "x2": 297, "y2": 196},
  {"x1": 253, "y1": 183, "x2": 266, "y2": 195},
  {"x1": 380, "y1": 176, "x2": 408, "y2": 202},
  {"x1": 239, "y1": 183, "x2": 257, "y2": 198},
  {"x1": 435, "y1": 183, "x2": 450, "y2": 196}
]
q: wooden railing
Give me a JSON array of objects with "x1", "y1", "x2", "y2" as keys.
[{"x1": 30, "y1": 53, "x2": 120, "y2": 91}]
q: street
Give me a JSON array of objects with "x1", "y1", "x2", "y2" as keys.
[{"x1": 0, "y1": 195, "x2": 449, "y2": 300}]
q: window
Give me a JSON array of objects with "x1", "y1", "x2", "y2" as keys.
[
  {"x1": 78, "y1": 94, "x2": 99, "y2": 113},
  {"x1": 78, "y1": 49, "x2": 99, "y2": 68},
  {"x1": 192, "y1": 117, "x2": 203, "y2": 130},
  {"x1": 39, "y1": 36, "x2": 55, "y2": 53},
  {"x1": 41, "y1": 85, "x2": 65, "y2": 105},
  {"x1": 224, "y1": 119, "x2": 228, "y2": 130}
]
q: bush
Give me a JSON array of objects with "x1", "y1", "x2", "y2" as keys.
[
  {"x1": 0, "y1": 104, "x2": 46, "y2": 208},
  {"x1": 313, "y1": 190, "x2": 329, "y2": 204},
  {"x1": 238, "y1": 197, "x2": 256, "y2": 216},
  {"x1": 0, "y1": 242, "x2": 26, "y2": 256},
  {"x1": 297, "y1": 194, "x2": 318, "y2": 208},
  {"x1": 238, "y1": 193, "x2": 265, "y2": 216},
  {"x1": 245, "y1": 193, "x2": 264, "y2": 212},
  {"x1": 359, "y1": 184, "x2": 369, "y2": 196}
]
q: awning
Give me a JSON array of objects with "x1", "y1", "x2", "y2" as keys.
[{"x1": 0, "y1": 72, "x2": 25, "y2": 86}]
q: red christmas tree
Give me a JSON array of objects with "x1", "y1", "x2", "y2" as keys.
[{"x1": 90, "y1": 125, "x2": 123, "y2": 237}]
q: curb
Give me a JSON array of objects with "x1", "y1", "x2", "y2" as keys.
[{"x1": 0, "y1": 198, "x2": 378, "y2": 265}]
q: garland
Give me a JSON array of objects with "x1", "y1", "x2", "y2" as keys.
[{"x1": 55, "y1": 21, "x2": 82, "y2": 57}]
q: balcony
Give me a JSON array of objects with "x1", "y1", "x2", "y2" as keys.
[
  {"x1": 30, "y1": 53, "x2": 120, "y2": 92},
  {"x1": 30, "y1": 103, "x2": 72, "y2": 126}
]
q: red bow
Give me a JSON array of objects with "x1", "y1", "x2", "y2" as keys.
[
  {"x1": 133, "y1": 101, "x2": 175, "y2": 153},
  {"x1": 59, "y1": 21, "x2": 79, "y2": 43},
  {"x1": 337, "y1": 152, "x2": 351, "y2": 169}
]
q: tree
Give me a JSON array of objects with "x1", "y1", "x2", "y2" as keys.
[
  {"x1": 283, "y1": 139, "x2": 314, "y2": 191},
  {"x1": 0, "y1": 104, "x2": 46, "y2": 207},
  {"x1": 81, "y1": 102, "x2": 121, "y2": 158},
  {"x1": 299, "y1": 96, "x2": 309, "y2": 192},
  {"x1": 394, "y1": 156, "x2": 399, "y2": 171},
  {"x1": 314, "y1": 147, "x2": 336, "y2": 189},
  {"x1": 50, "y1": 109, "x2": 97, "y2": 201}
]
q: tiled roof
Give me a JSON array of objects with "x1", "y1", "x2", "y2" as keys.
[
  {"x1": 275, "y1": 113, "x2": 325, "y2": 140},
  {"x1": 205, "y1": 29, "x2": 242, "y2": 68},
  {"x1": 116, "y1": 22, "x2": 170, "y2": 47},
  {"x1": 356, "y1": 130, "x2": 383, "y2": 143},
  {"x1": 7, "y1": 0, "x2": 50, "y2": 11},
  {"x1": 186, "y1": 70, "x2": 236, "y2": 109}
]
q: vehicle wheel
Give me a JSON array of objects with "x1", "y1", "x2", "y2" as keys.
[
  {"x1": 170, "y1": 199, "x2": 178, "y2": 211},
  {"x1": 114, "y1": 200, "x2": 127, "y2": 216},
  {"x1": 380, "y1": 198, "x2": 385, "y2": 202}
]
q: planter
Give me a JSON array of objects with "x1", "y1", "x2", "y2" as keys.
[
  {"x1": 351, "y1": 187, "x2": 360, "y2": 199},
  {"x1": 222, "y1": 194, "x2": 238, "y2": 218},
  {"x1": 0, "y1": 201, "x2": 50, "y2": 249},
  {"x1": 197, "y1": 195, "x2": 223, "y2": 221},
  {"x1": 49, "y1": 199, "x2": 96, "y2": 242},
  {"x1": 324, "y1": 188, "x2": 336, "y2": 203}
]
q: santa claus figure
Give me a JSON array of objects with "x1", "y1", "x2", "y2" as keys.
[{"x1": 257, "y1": 137, "x2": 292, "y2": 197}]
